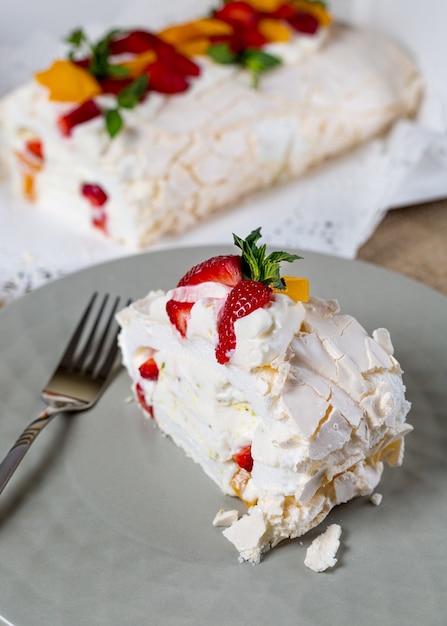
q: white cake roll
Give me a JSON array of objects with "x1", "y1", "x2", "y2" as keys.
[{"x1": 0, "y1": 8, "x2": 423, "y2": 247}]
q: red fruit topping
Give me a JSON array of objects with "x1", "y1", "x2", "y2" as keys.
[
  {"x1": 25, "y1": 139, "x2": 44, "y2": 161},
  {"x1": 216, "y1": 280, "x2": 272, "y2": 364},
  {"x1": 92, "y1": 211, "x2": 108, "y2": 235},
  {"x1": 214, "y1": 1, "x2": 259, "y2": 30},
  {"x1": 72, "y1": 57, "x2": 91, "y2": 70},
  {"x1": 166, "y1": 300, "x2": 194, "y2": 337},
  {"x1": 135, "y1": 382, "x2": 154, "y2": 417},
  {"x1": 236, "y1": 27, "x2": 266, "y2": 50},
  {"x1": 288, "y1": 12, "x2": 319, "y2": 35},
  {"x1": 269, "y1": 3, "x2": 296, "y2": 20},
  {"x1": 145, "y1": 60, "x2": 190, "y2": 94},
  {"x1": 232, "y1": 445, "x2": 253, "y2": 472},
  {"x1": 81, "y1": 183, "x2": 108, "y2": 206},
  {"x1": 109, "y1": 30, "x2": 160, "y2": 55},
  {"x1": 57, "y1": 99, "x2": 102, "y2": 137},
  {"x1": 139, "y1": 357, "x2": 159, "y2": 380},
  {"x1": 177, "y1": 255, "x2": 242, "y2": 288},
  {"x1": 99, "y1": 76, "x2": 135, "y2": 95},
  {"x1": 156, "y1": 42, "x2": 201, "y2": 77}
]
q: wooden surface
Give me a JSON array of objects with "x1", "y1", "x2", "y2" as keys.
[{"x1": 357, "y1": 198, "x2": 447, "y2": 296}]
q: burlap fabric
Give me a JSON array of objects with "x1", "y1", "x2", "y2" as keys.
[{"x1": 358, "y1": 199, "x2": 447, "y2": 296}]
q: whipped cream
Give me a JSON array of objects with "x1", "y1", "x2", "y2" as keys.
[{"x1": 117, "y1": 282, "x2": 412, "y2": 563}]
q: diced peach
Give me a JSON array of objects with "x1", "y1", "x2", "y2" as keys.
[
  {"x1": 35, "y1": 59, "x2": 102, "y2": 103},
  {"x1": 274, "y1": 276, "x2": 310, "y2": 302}
]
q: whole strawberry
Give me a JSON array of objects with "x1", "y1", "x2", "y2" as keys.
[{"x1": 216, "y1": 279, "x2": 272, "y2": 364}]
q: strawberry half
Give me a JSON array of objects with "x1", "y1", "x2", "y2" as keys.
[
  {"x1": 232, "y1": 445, "x2": 253, "y2": 472},
  {"x1": 166, "y1": 300, "x2": 194, "y2": 337},
  {"x1": 216, "y1": 279, "x2": 272, "y2": 364},
  {"x1": 139, "y1": 357, "x2": 159, "y2": 380},
  {"x1": 177, "y1": 255, "x2": 242, "y2": 288}
]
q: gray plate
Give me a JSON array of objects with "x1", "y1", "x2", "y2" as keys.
[{"x1": 0, "y1": 247, "x2": 446, "y2": 626}]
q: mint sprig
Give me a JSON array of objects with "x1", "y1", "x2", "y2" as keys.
[
  {"x1": 233, "y1": 227, "x2": 302, "y2": 289},
  {"x1": 65, "y1": 27, "x2": 127, "y2": 80},
  {"x1": 207, "y1": 43, "x2": 281, "y2": 88},
  {"x1": 105, "y1": 74, "x2": 149, "y2": 138}
]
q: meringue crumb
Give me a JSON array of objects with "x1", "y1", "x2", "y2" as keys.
[
  {"x1": 212, "y1": 509, "x2": 239, "y2": 527},
  {"x1": 304, "y1": 524, "x2": 342, "y2": 573},
  {"x1": 370, "y1": 492, "x2": 383, "y2": 506}
]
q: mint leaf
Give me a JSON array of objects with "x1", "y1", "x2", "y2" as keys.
[
  {"x1": 241, "y1": 49, "x2": 282, "y2": 88},
  {"x1": 233, "y1": 227, "x2": 302, "y2": 287},
  {"x1": 105, "y1": 109, "x2": 123, "y2": 138},
  {"x1": 65, "y1": 28, "x2": 88, "y2": 48},
  {"x1": 117, "y1": 75, "x2": 148, "y2": 109},
  {"x1": 207, "y1": 43, "x2": 238, "y2": 65}
]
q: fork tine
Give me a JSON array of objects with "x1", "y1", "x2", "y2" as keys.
[
  {"x1": 95, "y1": 297, "x2": 132, "y2": 381},
  {"x1": 59, "y1": 292, "x2": 98, "y2": 370},
  {"x1": 84, "y1": 295, "x2": 122, "y2": 379},
  {"x1": 73, "y1": 293, "x2": 109, "y2": 373}
]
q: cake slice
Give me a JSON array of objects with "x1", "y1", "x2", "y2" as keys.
[
  {"x1": 0, "y1": 1, "x2": 422, "y2": 247},
  {"x1": 117, "y1": 228, "x2": 412, "y2": 563}
]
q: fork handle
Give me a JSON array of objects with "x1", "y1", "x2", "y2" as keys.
[{"x1": 0, "y1": 408, "x2": 58, "y2": 495}]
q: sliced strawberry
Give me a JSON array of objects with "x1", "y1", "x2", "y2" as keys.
[
  {"x1": 166, "y1": 300, "x2": 194, "y2": 337},
  {"x1": 236, "y1": 27, "x2": 266, "y2": 49},
  {"x1": 214, "y1": 1, "x2": 259, "y2": 30},
  {"x1": 156, "y1": 42, "x2": 201, "y2": 77},
  {"x1": 25, "y1": 139, "x2": 44, "y2": 161},
  {"x1": 288, "y1": 12, "x2": 319, "y2": 35},
  {"x1": 135, "y1": 382, "x2": 154, "y2": 417},
  {"x1": 57, "y1": 99, "x2": 102, "y2": 137},
  {"x1": 145, "y1": 60, "x2": 190, "y2": 94},
  {"x1": 216, "y1": 280, "x2": 272, "y2": 364},
  {"x1": 232, "y1": 445, "x2": 253, "y2": 472},
  {"x1": 109, "y1": 30, "x2": 159, "y2": 55},
  {"x1": 81, "y1": 183, "x2": 108, "y2": 206},
  {"x1": 139, "y1": 357, "x2": 159, "y2": 380},
  {"x1": 268, "y1": 3, "x2": 296, "y2": 20},
  {"x1": 177, "y1": 255, "x2": 242, "y2": 288},
  {"x1": 99, "y1": 76, "x2": 135, "y2": 95}
]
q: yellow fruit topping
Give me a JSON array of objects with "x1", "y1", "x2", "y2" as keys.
[
  {"x1": 290, "y1": 1, "x2": 332, "y2": 27},
  {"x1": 274, "y1": 276, "x2": 310, "y2": 302},
  {"x1": 244, "y1": 0, "x2": 286, "y2": 11},
  {"x1": 158, "y1": 18, "x2": 233, "y2": 55},
  {"x1": 35, "y1": 60, "x2": 102, "y2": 103},
  {"x1": 258, "y1": 18, "x2": 292, "y2": 43},
  {"x1": 117, "y1": 50, "x2": 157, "y2": 78}
]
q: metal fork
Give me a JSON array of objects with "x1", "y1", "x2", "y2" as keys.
[{"x1": 0, "y1": 292, "x2": 127, "y2": 495}]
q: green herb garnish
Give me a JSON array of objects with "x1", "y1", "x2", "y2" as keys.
[
  {"x1": 105, "y1": 74, "x2": 149, "y2": 138},
  {"x1": 233, "y1": 227, "x2": 302, "y2": 289},
  {"x1": 65, "y1": 27, "x2": 127, "y2": 80},
  {"x1": 207, "y1": 43, "x2": 282, "y2": 88}
]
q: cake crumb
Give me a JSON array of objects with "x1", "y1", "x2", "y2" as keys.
[
  {"x1": 212, "y1": 509, "x2": 239, "y2": 527},
  {"x1": 304, "y1": 524, "x2": 342, "y2": 573},
  {"x1": 370, "y1": 492, "x2": 383, "y2": 506}
]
